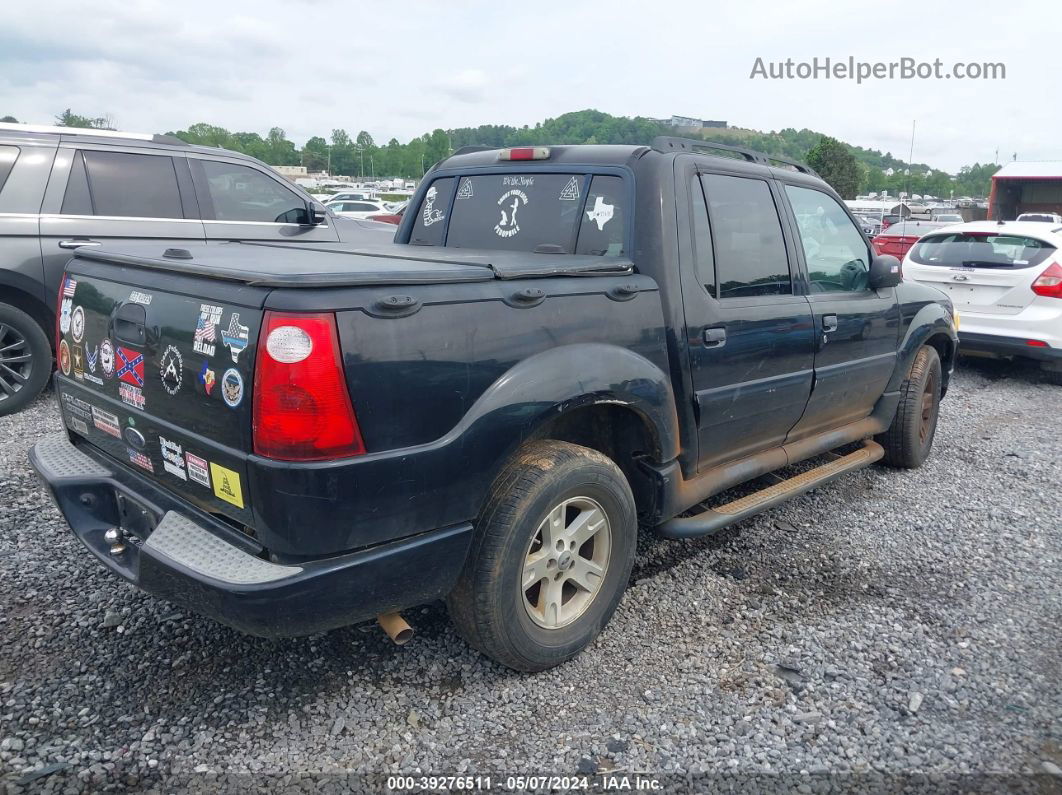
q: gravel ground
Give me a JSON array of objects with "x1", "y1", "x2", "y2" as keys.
[{"x1": 1, "y1": 359, "x2": 1060, "y2": 793}]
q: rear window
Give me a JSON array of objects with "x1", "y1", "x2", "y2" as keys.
[
  {"x1": 909, "y1": 232, "x2": 1056, "y2": 269},
  {"x1": 410, "y1": 173, "x2": 626, "y2": 255}
]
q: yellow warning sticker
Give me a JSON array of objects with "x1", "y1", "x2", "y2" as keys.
[{"x1": 209, "y1": 463, "x2": 244, "y2": 509}]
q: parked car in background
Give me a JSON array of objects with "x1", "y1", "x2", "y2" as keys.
[
  {"x1": 0, "y1": 122, "x2": 391, "y2": 416},
  {"x1": 930, "y1": 212, "x2": 964, "y2": 223},
  {"x1": 32, "y1": 138, "x2": 957, "y2": 671},
  {"x1": 1016, "y1": 212, "x2": 1062, "y2": 224},
  {"x1": 325, "y1": 191, "x2": 377, "y2": 204},
  {"x1": 366, "y1": 200, "x2": 408, "y2": 225},
  {"x1": 853, "y1": 213, "x2": 883, "y2": 237},
  {"x1": 904, "y1": 221, "x2": 1062, "y2": 384},
  {"x1": 871, "y1": 220, "x2": 946, "y2": 260},
  {"x1": 327, "y1": 199, "x2": 394, "y2": 219}
]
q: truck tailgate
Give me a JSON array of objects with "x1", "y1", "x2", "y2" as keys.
[{"x1": 55, "y1": 263, "x2": 266, "y2": 527}]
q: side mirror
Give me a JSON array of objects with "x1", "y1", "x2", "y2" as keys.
[
  {"x1": 305, "y1": 201, "x2": 327, "y2": 225},
  {"x1": 869, "y1": 254, "x2": 903, "y2": 289}
]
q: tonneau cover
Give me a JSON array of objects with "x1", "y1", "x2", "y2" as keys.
[{"x1": 75, "y1": 241, "x2": 633, "y2": 288}]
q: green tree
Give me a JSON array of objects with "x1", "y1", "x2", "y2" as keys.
[
  {"x1": 1, "y1": 116, "x2": 17, "y2": 123},
  {"x1": 56, "y1": 108, "x2": 114, "y2": 129},
  {"x1": 302, "y1": 136, "x2": 329, "y2": 172},
  {"x1": 805, "y1": 136, "x2": 861, "y2": 199}
]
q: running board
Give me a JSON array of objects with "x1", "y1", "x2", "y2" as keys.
[{"x1": 656, "y1": 440, "x2": 884, "y2": 539}]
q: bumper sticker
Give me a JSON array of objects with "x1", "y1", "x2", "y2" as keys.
[
  {"x1": 100, "y1": 339, "x2": 115, "y2": 378},
  {"x1": 186, "y1": 453, "x2": 210, "y2": 488},
  {"x1": 119, "y1": 383, "x2": 146, "y2": 411},
  {"x1": 58, "y1": 340, "x2": 71, "y2": 376},
  {"x1": 209, "y1": 463, "x2": 244, "y2": 509},
  {"x1": 222, "y1": 314, "x2": 249, "y2": 363},
  {"x1": 91, "y1": 406, "x2": 121, "y2": 439},
  {"x1": 70, "y1": 305, "x2": 85, "y2": 343},
  {"x1": 194, "y1": 304, "x2": 223, "y2": 357},
  {"x1": 159, "y1": 436, "x2": 188, "y2": 481},
  {"x1": 160, "y1": 345, "x2": 183, "y2": 396},
  {"x1": 127, "y1": 448, "x2": 154, "y2": 473},
  {"x1": 221, "y1": 368, "x2": 244, "y2": 408}
]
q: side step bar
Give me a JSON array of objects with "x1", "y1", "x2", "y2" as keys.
[{"x1": 656, "y1": 440, "x2": 884, "y2": 540}]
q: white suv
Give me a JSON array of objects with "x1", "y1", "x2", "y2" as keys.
[{"x1": 903, "y1": 221, "x2": 1062, "y2": 384}]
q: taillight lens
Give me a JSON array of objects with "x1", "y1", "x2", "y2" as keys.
[
  {"x1": 1031, "y1": 262, "x2": 1062, "y2": 299},
  {"x1": 499, "y1": 147, "x2": 550, "y2": 161},
  {"x1": 252, "y1": 312, "x2": 366, "y2": 461}
]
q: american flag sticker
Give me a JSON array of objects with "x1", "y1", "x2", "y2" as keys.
[
  {"x1": 193, "y1": 304, "x2": 223, "y2": 357},
  {"x1": 62, "y1": 276, "x2": 77, "y2": 298}
]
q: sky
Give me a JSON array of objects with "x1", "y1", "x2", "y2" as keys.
[{"x1": 2, "y1": 0, "x2": 1058, "y2": 174}]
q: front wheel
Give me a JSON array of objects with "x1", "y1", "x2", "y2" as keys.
[
  {"x1": 876, "y1": 344, "x2": 942, "y2": 468},
  {"x1": 447, "y1": 441, "x2": 637, "y2": 672}
]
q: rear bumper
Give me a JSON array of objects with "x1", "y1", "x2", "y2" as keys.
[
  {"x1": 29, "y1": 433, "x2": 473, "y2": 638},
  {"x1": 959, "y1": 331, "x2": 1062, "y2": 364}
]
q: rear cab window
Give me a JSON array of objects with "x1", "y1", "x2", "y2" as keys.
[
  {"x1": 909, "y1": 232, "x2": 1056, "y2": 269},
  {"x1": 409, "y1": 172, "x2": 626, "y2": 255}
]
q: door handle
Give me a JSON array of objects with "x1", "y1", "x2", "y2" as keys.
[
  {"x1": 58, "y1": 239, "x2": 101, "y2": 249},
  {"x1": 703, "y1": 327, "x2": 727, "y2": 347},
  {"x1": 822, "y1": 314, "x2": 838, "y2": 333}
]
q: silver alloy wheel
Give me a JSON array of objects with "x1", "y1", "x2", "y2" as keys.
[
  {"x1": 0, "y1": 322, "x2": 31, "y2": 402},
  {"x1": 521, "y1": 496, "x2": 612, "y2": 629}
]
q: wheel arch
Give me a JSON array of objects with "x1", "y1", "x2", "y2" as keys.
[
  {"x1": 890, "y1": 302, "x2": 957, "y2": 397},
  {"x1": 0, "y1": 277, "x2": 54, "y2": 352}
]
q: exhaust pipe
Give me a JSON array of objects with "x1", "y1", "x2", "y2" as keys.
[{"x1": 377, "y1": 612, "x2": 413, "y2": 645}]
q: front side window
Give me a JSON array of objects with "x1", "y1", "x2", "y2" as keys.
[
  {"x1": 786, "y1": 185, "x2": 871, "y2": 292},
  {"x1": 701, "y1": 174, "x2": 791, "y2": 298},
  {"x1": 63, "y1": 150, "x2": 184, "y2": 219},
  {"x1": 199, "y1": 160, "x2": 307, "y2": 223}
]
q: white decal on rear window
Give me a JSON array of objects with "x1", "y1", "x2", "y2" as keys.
[
  {"x1": 457, "y1": 179, "x2": 473, "y2": 200},
  {"x1": 422, "y1": 186, "x2": 445, "y2": 226},
  {"x1": 494, "y1": 189, "x2": 528, "y2": 239},
  {"x1": 585, "y1": 196, "x2": 615, "y2": 231},
  {"x1": 559, "y1": 176, "x2": 581, "y2": 201}
]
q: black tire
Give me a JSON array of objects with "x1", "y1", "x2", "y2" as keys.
[
  {"x1": 447, "y1": 440, "x2": 637, "y2": 672},
  {"x1": 876, "y1": 345, "x2": 942, "y2": 468},
  {"x1": 1042, "y1": 365, "x2": 1062, "y2": 386},
  {"x1": 0, "y1": 303, "x2": 51, "y2": 417}
]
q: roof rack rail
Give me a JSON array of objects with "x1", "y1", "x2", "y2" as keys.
[
  {"x1": 0, "y1": 122, "x2": 187, "y2": 146},
  {"x1": 651, "y1": 136, "x2": 818, "y2": 176},
  {"x1": 449, "y1": 145, "x2": 496, "y2": 157}
]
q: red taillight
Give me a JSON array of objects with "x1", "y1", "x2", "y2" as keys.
[
  {"x1": 1031, "y1": 262, "x2": 1062, "y2": 299},
  {"x1": 1026, "y1": 339, "x2": 1049, "y2": 347},
  {"x1": 252, "y1": 312, "x2": 365, "y2": 461},
  {"x1": 499, "y1": 147, "x2": 550, "y2": 161}
]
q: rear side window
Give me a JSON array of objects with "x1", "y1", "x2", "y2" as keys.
[
  {"x1": 75, "y1": 150, "x2": 184, "y2": 219},
  {"x1": 409, "y1": 177, "x2": 453, "y2": 246},
  {"x1": 199, "y1": 160, "x2": 308, "y2": 223},
  {"x1": 415, "y1": 173, "x2": 626, "y2": 255},
  {"x1": 702, "y1": 174, "x2": 791, "y2": 298},
  {"x1": 909, "y1": 232, "x2": 1056, "y2": 269},
  {"x1": 0, "y1": 146, "x2": 19, "y2": 193},
  {"x1": 690, "y1": 177, "x2": 717, "y2": 296}
]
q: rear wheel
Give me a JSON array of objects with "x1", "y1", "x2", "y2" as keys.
[
  {"x1": 876, "y1": 345, "x2": 941, "y2": 468},
  {"x1": 0, "y1": 303, "x2": 51, "y2": 417},
  {"x1": 447, "y1": 440, "x2": 637, "y2": 671},
  {"x1": 1041, "y1": 363, "x2": 1062, "y2": 386}
]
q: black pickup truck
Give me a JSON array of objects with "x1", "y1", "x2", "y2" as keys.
[{"x1": 31, "y1": 138, "x2": 958, "y2": 671}]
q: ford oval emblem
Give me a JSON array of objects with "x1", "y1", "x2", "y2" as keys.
[{"x1": 123, "y1": 426, "x2": 146, "y2": 450}]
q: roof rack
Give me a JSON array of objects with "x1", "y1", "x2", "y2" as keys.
[
  {"x1": 0, "y1": 122, "x2": 186, "y2": 146},
  {"x1": 651, "y1": 136, "x2": 818, "y2": 176}
]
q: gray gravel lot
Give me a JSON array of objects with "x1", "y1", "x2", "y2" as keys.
[{"x1": 1, "y1": 359, "x2": 1060, "y2": 792}]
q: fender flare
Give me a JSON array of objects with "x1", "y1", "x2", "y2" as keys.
[
  {"x1": 887, "y1": 302, "x2": 957, "y2": 393},
  {"x1": 451, "y1": 342, "x2": 680, "y2": 464}
]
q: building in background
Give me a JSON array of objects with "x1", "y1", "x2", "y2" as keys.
[
  {"x1": 988, "y1": 162, "x2": 1062, "y2": 220},
  {"x1": 650, "y1": 115, "x2": 728, "y2": 131}
]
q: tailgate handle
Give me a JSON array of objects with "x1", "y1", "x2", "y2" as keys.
[
  {"x1": 114, "y1": 302, "x2": 147, "y2": 346},
  {"x1": 59, "y1": 238, "x2": 101, "y2": 249}
]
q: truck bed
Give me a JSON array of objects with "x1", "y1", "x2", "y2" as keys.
[{"x1": 77, "y1": 241, "x2": 634, "y2": 288}]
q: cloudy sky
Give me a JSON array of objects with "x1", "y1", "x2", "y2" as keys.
[{"x1": 2, "y1": 0, "x2": 1055, "y2": 172}]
